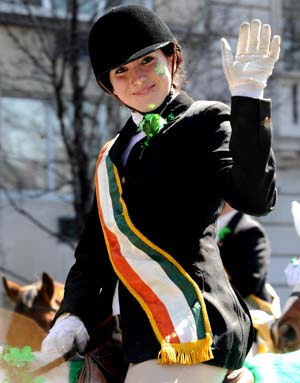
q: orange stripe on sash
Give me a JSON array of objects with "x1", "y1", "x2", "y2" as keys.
[{"x1": 102, "y1": 223, "x2": 179, "y2": 343}]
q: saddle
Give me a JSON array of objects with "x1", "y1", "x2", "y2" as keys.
[{"x1": 77, "y1": 315, "x2": 129, "y2": 383}]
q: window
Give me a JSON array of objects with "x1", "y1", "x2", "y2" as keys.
[
  {"x1": 283, "y1": 1, "x2": 300, "y2": 71},
  {"x1": 57, "y1": 216, "x2": 77, "y2": 240},
  {"x1": 0, "y1": 98, "x2": 48, "y2": 190},
  {"x1": 0, "y1": 0, "x2": 102, "y2": 19},
  {"x1": 1, "y1": 0, "x2": 42, "y2": 5},
  {"x1": 292, "y1": 84, "x2": 298, "y2": 124},
  {"x1": 104, "y1": 0, "x2": 152, "y2": 10},
  {"x1": 49, "y1": 0, "x2": 101, "y2": 17},
  {"x1": 0, "y1": 97, "x2": 72, "y2": 193},
  {"x1": 0, "y1": 96, "x2": 106, "y2": 196}
]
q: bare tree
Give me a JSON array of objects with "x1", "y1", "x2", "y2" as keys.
[
  {"x1": 155, "y1": 0, "x2": 236, "y2": 103},
  {"x1": 0, "y1": 1, "x2": 259, "y2": 248},
  {"x1": 0, "y1": 0, "x2": 292, "y2": 250},
  {"x1": 0, "y1": 0, "x2": 122, "y2": 242}
]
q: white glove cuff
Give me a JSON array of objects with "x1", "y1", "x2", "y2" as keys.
[
  {"x1": 230, "y1": 84, "x2": 264, "y2": 99},
  {"x1": 55, "y1": 312, "x2": 71, "y2": 324},
  {"x1": 42, "y1": 314, "x2": 89, "y2": 355}
]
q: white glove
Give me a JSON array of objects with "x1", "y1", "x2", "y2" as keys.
[
  {"x1": 41, "y1": 314, "x2": 90, "y2": 355},
  {"x1": 220, "y1": 19, "x2": 281, "y2": 98}
]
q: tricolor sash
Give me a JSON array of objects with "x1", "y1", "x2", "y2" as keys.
[{"x1": 95, "y1": 139, "x2": 213, "y2": 365}]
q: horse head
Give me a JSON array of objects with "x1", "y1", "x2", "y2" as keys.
[
  {"x1": 271, "y1": 202, "x2": 300, "y2": 353},
  {"x1": 271, "y1": 288, "x2": 300, "y2": 353},
  {"x1": 2, "y1": 272, "x2": 64, "y2": 350}
]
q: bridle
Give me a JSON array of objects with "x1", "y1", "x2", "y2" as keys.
[
  {"x1": 14, "y1": 297, "x2": 58, "y2": 332},
  {"x1": 15, "y1": 283, "x2": 59, "y2": 315},
  {"x1": 15, "y1": 300, "x2": 58, "y2": 314}
]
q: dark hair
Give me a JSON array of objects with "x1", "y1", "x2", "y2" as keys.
[{"x1": 161, "y1": 41, "x2": 186, "y2": 91}]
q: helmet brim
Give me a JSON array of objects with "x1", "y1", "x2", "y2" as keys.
[{"x1": 97, "y1": 41, "x2": 171, "y2": 81}]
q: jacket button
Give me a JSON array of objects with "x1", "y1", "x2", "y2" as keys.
[{"x1": 261, "y1": 116, "x2": 271, "y2": 128}]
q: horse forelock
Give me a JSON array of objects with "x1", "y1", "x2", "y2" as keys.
[{"x1": 20, "y1": 284, "x2": 39, "y2": 308}]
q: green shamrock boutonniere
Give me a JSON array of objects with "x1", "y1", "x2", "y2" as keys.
[
  {"x1": 290, "y1": 256, "x2": 300, "y2": 267},
  {"x1": 285, "y1": 256, "x2": 300, "y2": 286},
  {"x1": 0, "y1": 345, "x2": 44, "y2": 383},
  {"x1": 138, "y1": 113, "x2": 167, "y2": 147},
  {"x1": 218, "y1": 226, "x2": 232, "y2": 242},
  {"x1": 167, "y1": 113, "x2": 175, "y2": 121}
]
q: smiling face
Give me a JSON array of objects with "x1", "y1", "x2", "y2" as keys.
[{"x1": 109, "y1": 49, "x2": 173, "y2": 113}]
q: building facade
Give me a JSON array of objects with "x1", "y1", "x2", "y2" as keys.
[{"x1": 0, "y1": 0, "x2": 299, "y2": 309}]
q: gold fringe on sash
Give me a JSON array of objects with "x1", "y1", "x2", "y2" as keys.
[{"x1": 158, "y1": 335, "x2": 214, "y2": 365}]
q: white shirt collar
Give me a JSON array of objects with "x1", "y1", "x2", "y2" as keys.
[
  {"x1": 131, "y1": 112, "x2": 143, "y2": 127},
  {"x1": 131, "y1": 92, "x2": 179, "y2": 127}
]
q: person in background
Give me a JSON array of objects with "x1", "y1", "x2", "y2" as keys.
[
  {"x1": 217, "y1": 201, "x2": 281, "y2": 354},
  {"x1": 41, "y1": 4, "x2": 281, "y2": 383}
]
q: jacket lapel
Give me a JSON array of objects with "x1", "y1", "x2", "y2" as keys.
[
  {"x1": 227, "y1": 211, "x2": 243, "y2": 234},
  {"x1": 108, "y1": 91, "x2": 194, "y2": 171},
  {"x1": 108, "y1": 118, "x2": 137, "y2": 170}
]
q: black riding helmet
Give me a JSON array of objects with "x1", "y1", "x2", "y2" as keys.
[{"x1": 88, "y1": 4, "x2": 177, "y2": 93}]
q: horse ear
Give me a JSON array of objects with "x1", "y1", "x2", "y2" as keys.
[
  {"x1": 2, "y1": 276, "x2": 21, "y2": 303},
  {"x1": 40, "y1": 272, "x2": 54, "y2": 303}
]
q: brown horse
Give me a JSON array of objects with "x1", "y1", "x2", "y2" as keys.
[
  {"x1": 1, "y1": 273, "x2": 265, "y2": 383},
  {"x1": 2, "y1": 272, "x2": 64, "y2": 351},
  {"x1": 1, "y1": 273, "x2": 125, "y2": 382},
  {"x1": 270, "y1": 202, "x2": 300, "y2": 353},
  {"x1": 271, "y1": 286, "x2": 300, "y2": 353}
]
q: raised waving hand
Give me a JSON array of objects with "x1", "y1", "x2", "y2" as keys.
[{"x1": 221, "y1": 19, "x2": 281, "y2": 98}]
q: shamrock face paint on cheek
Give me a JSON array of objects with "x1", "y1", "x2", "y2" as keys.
[
  {"x1": 154, "y1": 62, "x2": 166, "y2": 77},
  {"x1": 144, "y1": 62, "x2": 167, "y2": 111}
]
